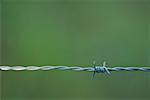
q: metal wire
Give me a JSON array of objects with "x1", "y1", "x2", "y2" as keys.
[{"x1": 0, "y1": 62, "x2": 150, "y2": 74}]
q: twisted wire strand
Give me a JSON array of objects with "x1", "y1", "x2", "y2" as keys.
[
  {"x1": 0, "y1": 66, "x2": 150, "y2": 73},
  {"x1": 0, "y1": 66, "x2": 94, "y2": 71}
]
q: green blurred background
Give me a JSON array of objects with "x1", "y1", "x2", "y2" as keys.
[{"x1": 1, "y1": 0, "x2": 150, "y2": 100}]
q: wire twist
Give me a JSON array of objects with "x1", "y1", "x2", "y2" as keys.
[{"x1": 0, "y1": 66, "x2": 94, "y2": 71}]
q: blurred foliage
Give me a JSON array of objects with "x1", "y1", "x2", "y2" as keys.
[{"x1": 1, "y1": 0, "x2": 150, "y2": 100}]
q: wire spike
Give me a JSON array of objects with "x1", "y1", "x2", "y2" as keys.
[
  {"x1": 92, "y1": 60, "x2": 96, "y2": 79},
  {"x1": 102, "y1": 61, "x2": 111, "y2": 75}
]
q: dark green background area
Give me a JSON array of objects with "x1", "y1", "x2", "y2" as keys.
[{"x1": 1, "y1": 0, "x2": 150, "y2": 100}]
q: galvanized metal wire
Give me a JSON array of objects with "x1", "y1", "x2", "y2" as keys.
[{"x1": 0, "y1": 62, "x2": 150, "y2": 75}]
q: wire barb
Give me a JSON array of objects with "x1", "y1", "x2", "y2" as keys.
[{"x1": 92, "y1": 61, "x2": 110, "y2": 78}]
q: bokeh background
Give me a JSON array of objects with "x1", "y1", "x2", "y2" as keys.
[{"x1": 1, "y1": 0, "x2": 150, "y2": 100}]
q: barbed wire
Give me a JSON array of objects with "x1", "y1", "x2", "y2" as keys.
[{"x1": 0, "y1": 62, "x2": 150, "y2": 75}]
